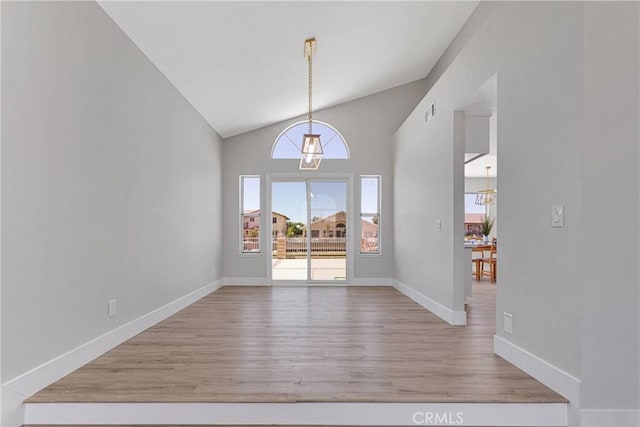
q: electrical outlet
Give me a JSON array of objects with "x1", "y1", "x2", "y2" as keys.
[
  {"x1": 435, "y1": 220, "x2": 442, "y2": 232},
  {"x1": 552, "y1": 205, "x2": 564, "y2": 227},
  {"x1": 108, "y1": 299, "x2": 117, "y2": 317},
  {"x1": 503, "y1": 312, "x2": 513, "y2": 335}
]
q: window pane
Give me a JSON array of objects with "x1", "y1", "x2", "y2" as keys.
[
  {"x1": 241, "y1": 226, "x2": 260, "y2": 252},
  {"x1": 241, "y1": 175, "x2": 260, "y2": 253},
  {"x1": 361, "y1": 177, "x2": 379, "y2": 214},
  {"x1": 360, "y1": 215, "x2": 379, "y2": 253},
  {"x1": 360, "y1": 176, "x2": 381, "y2": 254},
  {"x1": 465, "y1": 193, "x2": 485, "y2": 214},
  {"x1": 272, "y1": 131, "x2": 303, "y2": 159},
  {"x1": 320, "y1": 124, "x2": 349, "y2": 159},
  {"x1": 464, "y1": 193, "x2": 485, "y2": 238},
  {"x1": 242, "y1": 177, "x2": 260, "y2": 212}
]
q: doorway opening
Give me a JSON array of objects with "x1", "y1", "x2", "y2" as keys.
[{"x1": 459, "y1": 74, "x2": 499, "y2": 327}]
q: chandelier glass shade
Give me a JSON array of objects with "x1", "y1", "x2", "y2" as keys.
[
  {"x1": 300, "y1": 133, "x2": 322, "y2": 170},
  {"x1": 475, "y1": 166, "x2": 497, "y2": 205}
]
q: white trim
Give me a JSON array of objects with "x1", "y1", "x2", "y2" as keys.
[
  {"x1": 579, "y1": 409, "x2": 640, "y2": 427},
  {"x1": 358, "y1": 252, "x2": 384, "y2": 258},
  {"x1": 1, "y1": 280, "x2": 222, "y2": 427},
  {"x1": 1, "y1": 387, "x2": 23, "y2": 427},
  {"x1": 493, "y1": 335, "x2": 581, "y2": 404},
  {"x1": 0, "y1": 1, "x2": 4, "y2": 418},
  {"x1": 223, "y1": 277, "x2": 270, "y2": 286},
  {"x1": 393, "y1": 279, "x2": 467, "y2": 326},
  {"x1": 24, "y1": 401, "x2": 568, "y2": 426}
]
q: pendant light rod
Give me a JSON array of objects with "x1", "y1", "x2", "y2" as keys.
[
  {"x1": 304, "y1": 38, "x2": 316, "y2": 134},
  {"x1": 485, "y1": 165, "x2": 491, "y2": 189},
  {"x1": 300, "y1": 38, "x2": 322, "y2": 170}
]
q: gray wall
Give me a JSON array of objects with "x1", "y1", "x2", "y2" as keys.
[
  {"x1": 394, "y1": 0, "x2": 639, "y2": 416},
  {"x1": 580, "y1": 2, "x2": 639, "y2": 412},
  {"x1": 222, "y1": 79, "x2": 429, "y2": 281},
  {"x1": 1, "y1": 1, "x2": 223, "y2": 381}
]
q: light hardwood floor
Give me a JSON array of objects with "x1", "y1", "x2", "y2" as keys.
[{"x1": 27, "y1": 284, "x2": 565, "y2": 404}]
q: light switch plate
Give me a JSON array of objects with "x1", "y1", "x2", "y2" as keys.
[
  {"x1": 108, "y1": 299, "x2": 117, "y2": 317},
  {"x1": 503, "y1": 313, "x2": 513, "y2": 335},
  {"x1": 552, "y1": 205, "x2": 564, "y2": 228},
  {"x1": 425, "y1": 102, "x2": 436, "y2": 122},
  {"x1": 435, "y1": 220, "x2": 442, "y2": 232}
]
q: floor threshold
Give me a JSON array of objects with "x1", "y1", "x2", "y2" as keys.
[{"x1": 24, "y1": 401, "x2": 568, "y2": 426}]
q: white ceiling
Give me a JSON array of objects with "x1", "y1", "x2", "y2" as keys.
[{"x1": 98, "y1": 1, "x2": 478, "y2": 138}]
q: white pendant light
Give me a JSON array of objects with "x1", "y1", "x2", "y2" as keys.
[{"x1": 475, "y1": 166, "x2": 497, "y2": 205}]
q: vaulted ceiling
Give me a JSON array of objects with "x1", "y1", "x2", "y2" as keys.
[{"x1": 99, "y1": 1, "x2": 479, "y2": 138}]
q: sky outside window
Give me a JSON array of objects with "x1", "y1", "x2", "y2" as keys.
[
  {"x1": 464, "y1": 193, "x2": 486, "y2": 214},
  {"x1": 245, "y1": 179, "x2": 378, "y2": 224},
  {"x1": 272, "y1": 182, "x2": 347, "y2": 223},
  {"x1": 360, "y1": 177, "x2": 379, "y2": 216},
  {"x1": 242, "y1": 177, "x2": 260, "y2": 211}
]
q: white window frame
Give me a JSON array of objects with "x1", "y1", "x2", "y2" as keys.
[
  {"x1": 271, "y1": 120, "x2": 350, "y2": 160},
  {"x1": 359, "y1": 175, "x2": 381, "y2": 255},
  {"x1": 240, "y1": 175, "x2": 261, "y2": 255},
  {"x1": 266, "y1": 173, "x2": 355, "y2": 284}
]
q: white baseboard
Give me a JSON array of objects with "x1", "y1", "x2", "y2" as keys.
[
  {"x1": 1, "y1": 279, "x2": 223, "y2": 427},
  {"x1": 349, "y1": 277, "x2": 392, "y2": 286},
  {"x1": 580, "y1": 409, "x2": 640, "y2": 427},
  {"x1": 493, "y1": 335, "x2": 581, "y2": 404},
  {"x1": 1, "y1": 387, "x2": 24, "y2": 427},
  {"x1": 223, "y1": 277, "x2": 269, "y2": 286},
  {"x1": 392, "y1": 279, "x2": 467, "y2": 326}
]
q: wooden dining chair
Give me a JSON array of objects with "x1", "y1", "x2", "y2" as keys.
[
  {"x1": 471, "y1": 247, "x2": 484, "y2": 281},
  {"x1": 481, "y1": 240, "x2": 497, "y2": 282}
]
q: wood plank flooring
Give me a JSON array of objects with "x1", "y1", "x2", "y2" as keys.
[{"x1": 27, "y1": 284, "x2": 565, "y2": 404}]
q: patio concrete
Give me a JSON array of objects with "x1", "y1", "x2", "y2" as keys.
[{"x1": 272, "y1": 258, "x2": 346, "y2": 281}]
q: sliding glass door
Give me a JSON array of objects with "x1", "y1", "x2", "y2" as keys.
[{"x1": 271, "y1": 179, "x2": 348, "y2": 283}]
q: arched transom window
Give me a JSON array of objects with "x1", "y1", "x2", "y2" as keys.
[{"x1": 272, "y1": 120, "x2": 350, "y2": 160}]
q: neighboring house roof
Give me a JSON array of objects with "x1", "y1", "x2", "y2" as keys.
[
  {"x1": 303, "y1": 211, "x2": 378, "y2": 234},
  {"x1": 242, "y1": 210, "x2": 290, "y2": 220},
  {"x1": 465, "y1": 213, "x2": 485, "y2": 224},
  {"x1": 272, "y1": 211, "x2": 290, "y2": 220},
  {"x1": 310, "y1": 210, "x2": 346, "y2": 225},
  {"x1": 361, "y1": 219, "x2": 378, "y2": 235}
]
